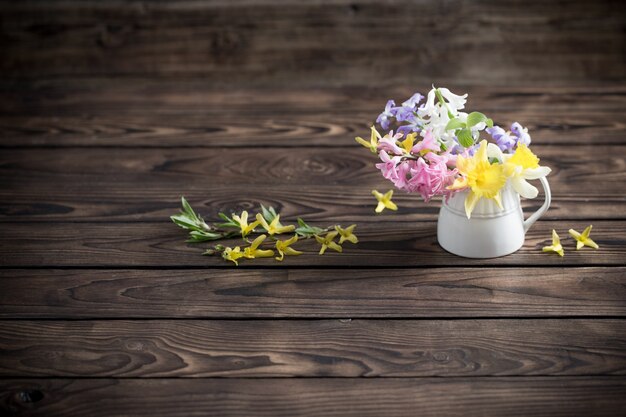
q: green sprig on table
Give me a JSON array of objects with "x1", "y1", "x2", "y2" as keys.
[{"x1": 171, "y1": 197, "x2": 358, "y2": 265}]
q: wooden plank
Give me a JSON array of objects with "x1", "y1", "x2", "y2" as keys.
[
  {"x1": 0, "y1": 83, "x2": 624, "y2": 147},
  {"x1": 0, "y1": 319, "x2": 625, "y2": 377},
  {"x1": 0, "y1": 220, "x2": 623, "y2": 267},
  {"x1": 1, "y1": 377, "x2": 624, "y2": 416},
  {"x1": 0, "y1": 0, "x2": 623, "y2": 86},
  {"x1": 1, "y1": 268, "x2": 625, "y2": 318},
  {"x1": 0, "y1": 146, "x2": 624, "y2": 222}
]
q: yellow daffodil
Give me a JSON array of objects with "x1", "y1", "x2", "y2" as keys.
[
  {"x1": 275, "y1": 235, "x2": 303, "y2": 261},
  {"x1": 335, "y1": 224, "x2": 358, "y2": 244},
  {"x1": 231, "y1": 210, "x2": 259, "y2": 237},
  {"x1": 315, "y1": 231, "x2": 343, "y2": 255},
  {"x1": 243, "y1": 234, "x2": 275, "y2": 259},
  {"x1": 542, "y1": 229, "x2": 564, "y2": 257},
  {"x1": 448, "y1": 140, "x2": 507, "y2": 219},
  {"x1": 255, "y1": 213, "x2": 295, "y2": 235},
  {"x1": 222, "y1": 246, "x2": 245, "y2": 265},
  {"x1": 502, "y1": 144, "x2": 551, "y2": 199},
  {"x1": 372, "y1": 189, "x2": 398, "y2": 213},
  {"x1": 355, "y1": 126, "x2": 383, "y2": 154},
  {"x1": 569, "y1": 225, "x2": 599, "y2": 250}
]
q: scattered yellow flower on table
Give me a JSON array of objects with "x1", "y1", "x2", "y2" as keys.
[
  {"x1": 222, "y1": 246, "x2": 245, "y2": 265},
  {"x1": 335, "y1": 224, "x2": 358, "y2": 244},
  {"x1": 372, "y1": 189, "x2": 398, "y2": 213},
  {"x1": 569, "y1": 225, "x2": 599, "y2": 250},
  {"x1": 355, "y1": 125, "x2": 383, "y2": 154},
  {"x1": 447, "y1": 140, "x2": 507, "y2": 219},
  {"x1": 232, "y1": 210, "x2": 260, "y2": 237},
  {"x1": 255, "y1": 213, "x2": 296, "y2": 235},
  {"x1": 243, "y1": 234, "x2": 275, "y2": 259},
  {"x1": 275, "y1": 235, "x2": 303, "y2": 261},
  {"x1": 542, "y1": 229, "x2": 564, "y2": 257},
  {"x1": 315, "y1": 231, "x2": 343, "y2": 255}
]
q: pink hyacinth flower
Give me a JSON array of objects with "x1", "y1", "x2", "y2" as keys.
[
  {"x1": 375, "y1": 151, "x2": 401, "y2": 182},
  {"x1": 411, "y1": 130, "x2": 440, "y2": 154},
  {"x1": 377, "y1": 130, "x2": 405, "y2": 156}
]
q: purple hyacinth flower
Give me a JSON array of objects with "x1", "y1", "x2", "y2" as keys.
[
  {"x1": 394, "y1": 106, "x2": 414, "y2": 122},
  {"x1": 487, "y1": 126, "x2": 516, "y2": 152},
  {"x1": 510, "y1": 122, "x2": 531, "y2": 146},
  {"x1": 376, "y1": 100, "x2": 397, "y2": 131},
  {"x1": 402, "y1": 93, "x2": 424, "y2": 109},
  {"x1": 396, "y1": 114, "x2": 422, "y2": 136}
]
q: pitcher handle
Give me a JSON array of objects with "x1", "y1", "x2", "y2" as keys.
[{"x1": 523, "y1": 177, "x2": 551, "y2": 233}]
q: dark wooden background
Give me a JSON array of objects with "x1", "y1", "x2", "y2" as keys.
[{"x1": 1, "y1": 1, "x2": 625, "y2": 416}]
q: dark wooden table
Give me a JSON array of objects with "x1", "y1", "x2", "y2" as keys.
[{"x1": 1, "y1": 1, "x2": 625, "y2": 416}]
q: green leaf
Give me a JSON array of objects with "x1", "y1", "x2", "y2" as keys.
[
  {"x1": 295, "y1": 217, "x2": 325, "y2": 237},
  {"x1": 445, "y1": 118, "x2": 465, "y2": 131},
  {"x1": 187, "y1": 230, "x2": 223, "y2": 242},
  {"x1": 261, "y1": 205, "x2": 280, "y2": 224},
  {"x1": 216, "y1": 212, "x2": 239, "y2": 229},
  {"x1": 486, "y1": 118, "x2": 494, "y2": 128},
  {"x1": 466, "y1": 112, "x2": 488, "y2": 128},
  {"x1": 261, "y1": 205, "x2": 273, "y2": 223},
  {"x1": 218, "y1": 212, "x2": 231, "y2": 222},
  {"x1": 181, "y1": 197, "x2": 198, "y2": 221},
  {"x1": 170, "y1": 214, "x2": 203, "y2": 231},
  {"x1": 456, "y1": 128, "x2": 474, "y2": 148}
]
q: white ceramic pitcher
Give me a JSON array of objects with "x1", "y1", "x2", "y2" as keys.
[{"x1": 437, "y1": 177, "x2": 551, "y2": 258}]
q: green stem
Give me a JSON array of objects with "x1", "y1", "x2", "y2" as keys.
[{"x1": 435, "y1": 88, "x2": 455, "y2": 120}]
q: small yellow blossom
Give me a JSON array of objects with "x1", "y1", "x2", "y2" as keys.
[
  {"x1": 222, "y1": 246, "x2": 245, "y2": 265},
  {"x1": 448, "y1": 140, "x2": 507, "y2": 219},
  {"x1": 355, "y1": 126, "x2": 383, "y2": 154},
  {"x1": 569, "y1": 225, "x2": 599, "y2": 250},
  {"x1": 335, "y1": 224, "x2": 358, "y2": 244},
  {"x1": 243, "y1": 234, "x2": 275, "y2": 259},
  {"x1": 372, "y1": 189, "x2": 398, "y2": 213},
  {"x1": 542, "y1": 229, "x2": 564, "y2": 257},
  {"x1": 231, "y1": 210, "x2": 260, "y2": 237},
  {"x1": 400, "y1": 133, "x2": 417, "y2": 154},
  {"x1": 315, "y1": 231, "x2": 343, "y2": 255},
  {"x1": 255, "y1": 213, "x2": 296, "y2": 235},
  {"x1": 275, "y1": 235, "x2": 303, "y2": 261}
]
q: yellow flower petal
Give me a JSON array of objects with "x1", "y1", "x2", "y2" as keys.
[
  {"x1": 507, "y1": 144, "x2": 540, "y2": 169},
  {"x1": 400, "y1": 133, "x2": 416, "y2": 154},
  {"x1": 569, "y1": 226, "x2": 599, "y2": 250},
  {"x1": 542, "y1": 229, "x2": 564, "y2": 257},
  {"x1": 275, "y1": 235, "x2": 302, "y2": 261},
  {"x1": 372, "y1": 189, "x2": 397, "y2": 213},
  {"x1": 464, "y1": 190, "x2": 480, "y2": 219},
  {"x1": 223, "y1": 246, "x2": 244, "y2": 265},
  {"x1": 336, "y1": 224, "x2": 358, "y2": 244},
  {"x1": 316, "y1": 231, "x2": 341, "y2": 255}
]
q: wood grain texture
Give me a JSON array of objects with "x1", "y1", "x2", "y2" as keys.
[
  {"x1": 1, "y1": 319, "x2": 625, "y2": 377},
  {"x1": 0, "y1": 0, "x2": 624, "y2": 86},
  {"x1": 1, "y1": 145, "x2": 624, "y2": 222},
  {"x1": 1, "y1": 268, "x2": 625, "y2": 318},
  {"x1": 1, "y1": 83, "x2": 624, "y2": 147},
  {"x1": 1, "y1": 377, "x2": 625, "y2": 417},
  {"x1": 0, "y1": 220, "x2": 623, "y2": 267}
]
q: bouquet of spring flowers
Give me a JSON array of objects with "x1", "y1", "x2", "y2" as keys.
[{"x1": 356, "y1": 86, "x2": 551, "y2": 218}]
